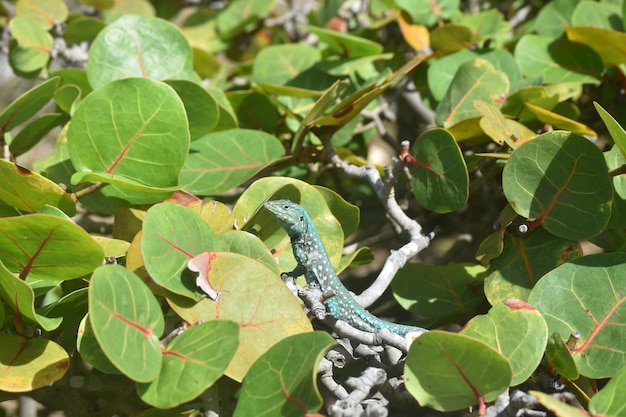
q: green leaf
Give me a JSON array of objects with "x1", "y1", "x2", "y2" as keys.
[
  {"x1": 595, "y1": 101, "x2": 626, "y2": 158},
  {"x1": 0, "y1": 214, "x2": 103, "y2": 280},
  {"x1": 219, "y1": 231, "x2": 280, "y2": 274},
  {"x1": 534, "y1": 0, "x2": 578, "y2": 37},
  {"x1": 435, "y1": 58, "x2": 509, "y2": 127},
  {"x1": 407, "y1": 128, "x2": 469, "y2": 213},
  {"x1": 571, "y1": 0, "x2": 623, "y2": 30},
  {"x1": 502, "y1": 131, "x2": 612, "y2": 241},
  {"x1": 393, "y1": 263, "x2": 486, "y2": 318},
  {"x1": 141, "y1": 202, "x2": 220, "y2": 299},
  {"x1": 0, "y1": 334, "x2": 69, "y2": 392},
  {"x1": 68, "y1": 78, "x2": 189, "y2": 197},
  {"x1": 545, "y1": 332, "x2": 578, "y2": 380},
  {"x1": 484, "y1": 227, "x2": 582, "y2": 305},
  {"x1": 528, "y1": 253, "x2": 626, "y2": 378},
  {"x1": 461, "y1": 300, "x2": 548, "y2": 385},
  {"x1": 180, "y1": 129, "x2": 284, "y2": 195},
  {"x1": 137, "y1": 320, "x2": 240, "y2": 408},
  {"x1": 0, "y1": 77, "x2": 59, "y2": 133},
  {"x1": 396, "y1": 0, "x2": 459, "y2": 26},
  {"x1": 8, "y1": 15, "x2": 53, "y2": 73},
  {"x1": 215, "y1": 0, "x2": 277, "y2": 39},
  {"x1": 566, "y1": 26, "x2": 626, "y2": 66},
  {"x1": 430, "y1": 24, "x2": 474, "y2": 53},
  {"x1": 233, "y1": 332, "x2": 335, "y2": 417},
  {"x1": 9, "y1": 113, "x2": 69, "y2": 157},
  {"x1": 405, "y1": 331, "x2": 511, "y2": 412},
  {"x1": 302, "y1": 25, "x2": 383, "y2": 57},
  {"x1": 0, "y1": 159, "x2": 76, "y2": 216},
  {"x1": 0, "y1": 261, "x2": 63, "y2": 331},
  {"x1": 589, "y1": 365, "x2": 626, "y2": 415},
  {"x1": 15, "y1": 0, "x2": 68, "y2": 30},
  {"x1": 76, "y1": 315, "x2": 121, "y2": 375},
  {"x1": 251, "y1": 43, "x2": 321, "y2": 87},
  {"x1": 167, "y1": 252, "x2": 313, "y2": 382},
  {"x1": 515, "y1": 35, "x2": 602, "y2": 84},
  {"x1": 228, "y1": 91, "x2": 279, "y2": 132},
  {"x1": 87, "y1": 14, "x2": 197, "y2": 89},
  {"x1": 607, "y1": 146, "x2": 626, "y2": 200},
  {"x1": 428, "y1": 49, "x2": 519, "y2": 102},
  {"x1": 164, "y1": 79, "x2": 219, "y2": 141},
  {"x1": 89, "y1": 265, "x2": 164, "y2": 382}
]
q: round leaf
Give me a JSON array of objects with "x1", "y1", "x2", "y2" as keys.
[
  {"x1": 528, "y1": 253, "x2": 626, "y2": 378},
  {"x1": 233, "y1": 332, "x2": 335, "y2": 417},
  {"x1": 164, "y1": 79, "x2": 219, "y2": 140},
  {"x1": 435, "y1": 58, "x2": 510, "y2": 127},
  {"x1": 87, "y1": 14, "x2": 196, "y2": 89},
  {"x1": 461, "y1": 300, "x2": 548, "y2": 385},
  {"x1": 68, "y1": 78, "x2": 189, "y2": 194},
  {"x1": 589, "y1": 365, "x2": 626, "y2": 415},
  {"x1": 0, "y1": 159, "x2": 76, "y2": 216},
  {"x1": 89, "y1": 265, "x2": 164, "y2": 382},
  {"x1": 484, "y1": 227, "x2": 582, "y2": 305},
  {"x1": 407, "y1": 128, "x2": 469, "y2": 213},
  {"x1": 252, "y1": 44, "x2": 320, "y2": 86},
  {"x1": 502, "y1": 131, "x2": 612, "y2": 241},
  {"x1": 137, "y1": 320, "x2": 240, "y2": 408},
  {"x1": 0, "y1": 214, "x2": 103, "y2": 280},
  {"x1": 0, "y1": 334, "x2": 69, "y2": 392},
  {"x1": 0, "y1": 77, "x2": 60, "y2": 132},
  {"x1": 0, "y1": 261, "x2": 62, "y2": 331},
  {"x1": 180, "y1": 129, "x2": 284, "y2": 195},
  {"x1": 141, "y1": 202, "x2": 220, "y2": 299},
  {"x1": 167, "y1": 252, "x2": 313, "y2": 382},
  {"x1": 405, "y1": 331, "x2": 511, "y2": 412}
]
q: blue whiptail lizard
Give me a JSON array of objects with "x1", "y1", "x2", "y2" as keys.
[{"x1": 264, "y1": 200, "x2": 427, "y2": 337}]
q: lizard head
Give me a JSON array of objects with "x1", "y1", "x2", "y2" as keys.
[{"x1": 264, "y1": 200, "x2": 310, "y2": 238}]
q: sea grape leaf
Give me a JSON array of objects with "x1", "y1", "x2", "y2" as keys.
[
  {"x1": 233, "y1": 332, "x2": 335, "y2": 417},
  {"x1": 515, "y1": 35, "x2": 602, "y2": 84},
  {"x1": 89, "y1": 265, "x2": 164, "y2": 383},
  {"x1": 0, "y1": 261, "x2": 62, "y2": 331},
  {"x1": 8, "y1": 15, "x2": 53, "y2": 73},
  {"x1": 566, "y1": 26, "x2": 626, "y2": 66},
  {"x1": 87, "y1": 14, "x2": 197, "y2": 89},
  {"x1": 435, "y1": 58, "x2": 509, "y2": 127},
  {"x1": 219, "y1": 231, "x2": 280, "y2": 274},
  {"x1": 0, "y1": 159, "x2": 76, "y2": 216},
  {"x1": 76, "y1": 315, "x2": 121, "y2": 375},
  {"x1": 0, "y1": 214, "x2": 103, "y2": 280},
  {"x1": 141, "y1": 202, "x2": 219, "y2": 299},
  {"x1": 164, "y1": 79, "x2": 219, "y2": 140},
  {"x1": 474, "y1": 100, "x2": 517, "y2": 148},
  {"x1": 428, "y1": 48, "x2": 519, "y2": 102},
  {"x1": 406, "y1": 128, "x2": 469, "y2": 213},
  {"x1": 0, "y1": 77, "x2": 59, "y2": 133},
  {"x1": 396, "y1": 0, "x2": 459, "y2": 26},
  {"x1": 534, "y1": 0, "x2": 577, "y2": 37},
  {"x1": 607, "y1": 146, "x2": 626, "y2": 200},
  {"x1": 303, "y1": 24, "x2": 383, "y2": 57},
  {"x1": 484, "y1": 227, "x2": 582, "y2": 305},
  {"x1": 528, "y1": 253, "x2": 626, "y2": 378},
  {"x1": 571, "y1": 0, "x2": 623, "y2": 30},
  {"x1": 251, "y1": 43, "x2": 320, "y2": 87},
  {"x1": 393, "y1": 263, "x2": 486, "y2": 318},
  {"x1": 0, "y1": 334, "x2": 69, "y2": 392},
  {"x1": 461, "y1": 299, "x2": 548, "y2": 385},
  {"x1": 68, "y1": 78, "x2": 189, "y2": 197},
  {"x1": 215, "y1": 0, "x2": 277, "y2": 39},
  {"x1": 430, "y1": 23, "x2": 473, "y2": 53},
  {"x1": 137, "y1": 320, "x2": 239, "y2": 408},
  {"x1": 167, "y1": 252, "x2": 313, "y2": 382},
  {"x1": 502, "y1": 131, "x2": 612, "y2": 241},
  {"x1": 9, "y1": 113, "x2": 69, "y2": 157},
  {"x1": 180, "y1": 129, "x2": 284, "y2": 195},
  {"x1": 588, "y1": 365, "x2": 626, "y2": 415},
  {"x1": 405, "y1": 331, "x2": 511, "y2": 412},
  {"x1": 595, "y1": 101, "x2": 626, "y2": 158},
  {"x1": 545, "y1": 332, "x2": 578, "y2": 380}
]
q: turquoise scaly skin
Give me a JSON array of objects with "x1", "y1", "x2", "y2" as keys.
[{"x1": 264, "y1": 200, "x2": 427, "y2": 337}]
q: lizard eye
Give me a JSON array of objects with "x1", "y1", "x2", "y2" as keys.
[{"x1": 299, "y1": 216, "x2": 304, "y2": 222}]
